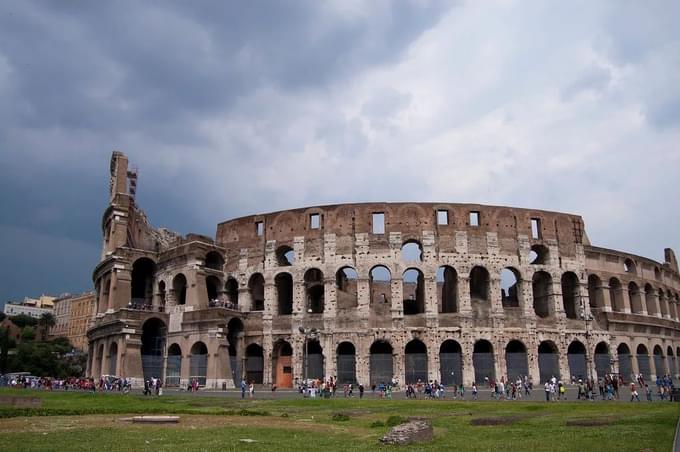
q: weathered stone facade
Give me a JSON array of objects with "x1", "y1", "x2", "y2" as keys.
[{"x1": 87, "y1": 152, "x2": 680, "y2": 388}]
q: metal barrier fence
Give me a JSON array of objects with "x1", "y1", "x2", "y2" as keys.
[
  {"x1": 166, "y1": 356, "x2": 181, "y2": 386},
  {"x1": 190, "y1": 354, "x2": 208, "y2": 386},
  {"x1": 567, "y1": 353, "x2": 587, "y2": 381},
  {"x1": 370, "y1": 354, "x2": 393, "y2": 386},
  {"x1": 538, "y1": 353, "x2": 560, "y2": 383},
  {"x1": 245, "y1": 355, "x2": 263, "y2": 384},
  {"x1": 336, "y1": 354, "x2": 356, "y2": 384},
  {"x1": 404, "y1": 353, "x2": 428, "y2": 384},
  {"x1": 594, "y1": 353, "x2": 612, "y2": 379},
  {"x1": 505, "y1": 352, "x2": 528, "y2": 381},
  {"x1": 619, "y1": 354, "x2": 633, "y2": 382},
  {"x1": 637, "y1": 355, "x2": 651, "y2": 382},
  {"x1": 439, "y1": 353, "x2": 463, "y2": 386},
  {"x1": 473, "y1": 353, "x2": 495, "y2": 384}
]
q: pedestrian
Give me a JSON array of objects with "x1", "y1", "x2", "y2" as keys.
[
  {"x1": 249, "y1": 381, "x2": 255, "y2": 398},
  {"x1": 359, "y1": 383, "x2": 364, "y2": 398},
  {"x1": 544, "y1": 381, "x2": 550, "y2": 401},
  {"x1": 472, "y1": 382, "x2": 478, "y2": 400}
]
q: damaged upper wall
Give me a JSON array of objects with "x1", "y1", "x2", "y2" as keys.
[
  {"x1": 215, "y1": 202, "x2": 590, "y2": 271},
  {"x1": 101, "y1": 151, "x2": 181, "y2": 257}
]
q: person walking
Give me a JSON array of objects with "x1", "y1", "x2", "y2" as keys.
[{"x1": 240, "y1": 379, "x2": 246, "y2": 399}]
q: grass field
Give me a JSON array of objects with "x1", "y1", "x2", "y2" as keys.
[{"x1": 0, "y1": 389, "x2": 677, "y2": 451}]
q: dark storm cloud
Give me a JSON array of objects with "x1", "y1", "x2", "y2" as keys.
[{"x1": 0, "y1": 0, "x2": 449, "y2": 303}]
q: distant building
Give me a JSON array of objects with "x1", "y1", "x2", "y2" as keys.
[
  {"x1": 0, "y1": 318, "x2": 22, "y2": 343},
  {"x1": 49, "y1": 292, "x2": 95, "y2": 351},
  {"x1": 3, "y1": 303, "x2": 52, "y2": 319}
]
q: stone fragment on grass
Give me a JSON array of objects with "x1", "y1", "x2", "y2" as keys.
[{"x1": 379, "y1": 419, "x2": 433, "y2": 445}]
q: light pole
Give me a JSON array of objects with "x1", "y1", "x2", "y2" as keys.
[
  {"x1": 298, "y1": 326, "x2": 318, "y2": 391},
  {"x1": 580, "y1": 298, "x2": 594, "y2": 383}
]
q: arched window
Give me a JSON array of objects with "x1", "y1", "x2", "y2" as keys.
[
  {"x1": 141, "y1": 318, "x2": 166, "y2": 381},
  {"x1": 248, "y1": 273, "x2": 265, "y2": 311},
  {"x1": 623, "y1": 258, "x2": 636, "y2": 274},
  {"x1": 206, "y1": 275, "x2": 221, "y2": 305},
  {"x1": 470, "y1": 266, "x2": 490, "y2": 319},
  {"x1": 276, "y1": 246, "x2": 295, "y2": 266},
  {"x1": 336, "y1": 342, "x2": 356, "y2": 384},
  {"x1": 404, "y1": 339, "x2": 428, "y2": 384},
  {"x1": 304, "y1": 268, "x2": 324, "y2": 313},
  {"x1": 336, "y1": 267, "x2": 358, "y2": 309},
  {"x1": 275, "y1": 273, "x2": 293, "y2": 315},
  {"x1": 644, "y1": 284, "x2": 657, "y2": 316},
  {"x1": 505, "y1": 340, "x2": 528, "y2": 381},
  {"x1": 190, "y1": 342, "x2": 208, "y2": 386},
  {"x1": 402, "y1": 268, "x2": 424, "y2": 315},
  {"x1": 369, "y1": 266, "x2": 391, "y2": 305},
  {"x1": 131, "y1": 258, "x2": 155, "y2": 309},
  {"x1": 439, "y1": 340, "x2": 463, "y2": 385},
  {"x1": 245, "y1": 344, "x2": 264, "y2": 384},
  {"x1": 501, "y1": 268, "x2": 521, "y2": 308},
  {"x1": 369, "y1": 340, "x2": 393, "y2": 386},
  {"x1": 166, "y1": 343, "x2": 182, "y2": 387},
  {"x1": 205, "y1": 251, "x2": 224, "y2": 270},
  {"x1": 628, "y1": 281, "x2": 642, "y2": 313},
  {"x1": 617, "y1": 343, "x2": 633, "y2": 382},
  {"x1": 437, "y1": 266, "x2": 458, "y2": 313},
  {"x1": 561, "y1": 272, "x2": 580, "y2": 319},
  {"x1": 532, "y1": 271, "x2": 552, "y2": 318},
  {"x1": 529, "y1": 244, "x2": 549, "y2": 265},
  {"x1": 472, "y1": 340, "x2": 495, "y2": 383},
  {"x1": 172, "y1": 274, "x2": 187, "y2": 305},
  {"x1": 538, "y1": 341, "x2": 560, "y2": 382},
  {"x1": 587, "y1": 275, "x2": 603, "y2": 310},
  {"x1": 401, "y1": 241, "x2": 423, "y2": 262},
  {"x1": 225, "y1": 278, "x2": 239, "y2": 309},
  {"x1": 567, "y1": 341, "x2": 587, "y2": 381}
]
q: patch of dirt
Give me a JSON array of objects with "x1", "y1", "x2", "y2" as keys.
[
  {"x1": 565, "y1": 418, "x2": 616, "y2": 427},
  {"x1": 0, "y1": 395, "x2": 42, "y2": 408},
  {"x1": 470, "y1": 416, "x2": 523, "y2": 426}
]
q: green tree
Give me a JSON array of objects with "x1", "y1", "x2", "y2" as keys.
[
  {"x1": 21, "y1": 326, "x2": 36, "y2": 341},
  {"x1": 0, "y1": 311, "x2": 6, "y2": 322},
  {"x1": 38, "y1": 312, "x2": 56, "y2": 340},
  {"x1": 8, "y1": 336, "x2": 79, "y2": 378},
  {"x1": 9, "y1": 314, "x2": 38, "y2": 328},
  {"x1": 0, "y1": 327, "x2": 16, "y2": 373}
]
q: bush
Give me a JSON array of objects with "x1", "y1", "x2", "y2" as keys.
[{"x1": 386, "y1": 415, "x2": 406, "y2": 427}]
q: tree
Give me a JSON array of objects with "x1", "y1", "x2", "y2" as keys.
[
  {"x1": 0, "y1": 311, "x2": 6, "y2": 322},
  {"x1": 7, "y1": 336, "x2": 81, "y2": 378},
  {"x1": 0, "y1": 327, "x2": 16, "y2": 373},
  {"x1": 9, "y1": 314, "x2": 38, "y2": 328},
  {"x1": 21, "y1": 326, "x2": 36, "y2": 341},
  {"x1": 38, "y1": 312, "x2": 56, "y2": 340}
]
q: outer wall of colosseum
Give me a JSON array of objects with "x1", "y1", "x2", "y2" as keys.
[{"x1": 87, "y1": 152, "x2": 680, "y2": 389}]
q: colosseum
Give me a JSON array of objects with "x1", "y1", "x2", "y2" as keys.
[{"x1": 87, "y1": 152, "x2": 680, "y2": 389}]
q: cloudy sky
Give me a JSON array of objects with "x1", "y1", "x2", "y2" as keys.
[{"x1": 1, "y1": 0, "x2": 679, "y2": 305}]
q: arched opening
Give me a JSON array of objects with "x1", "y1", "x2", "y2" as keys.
[
  {"x1": 617, "y1": 343, "x2": 633, "y2": 383},
  {"x1": 439, "y1": 340, "x2": 463, "y2": 386},
  {"x1": 658, "y1": 289, "x2": 668, "y2": 318},
  {"x1": 402, "y1": 268, "x2": 425, "y2": 315},
  {"x1": 304, "y1": 268, "x2": 325, "y2": 314},
  {"x1": 245, "y1": 344, "x2": 264, "y2": 384},
  {"x1": 623, "y1": 258, "x2": 636, "y2": 274},
  {"x1": 166, "y1": 344, "x2": 182, "y2": 387},
  {"x1": 189, "y1": 342, "x2": 208, "y2": 387},
  {"x1": 472, "y1": 340, "x2": 495, "y2": 383},
  {"x1": 636, "y1": 344, "x2": 651, "y2": 382},
  {"x1": 205, "y1": 251, "x2": 224, "y2": 270},
  {"x1": 587, "y1": 275, "x2": 603, "y2": 311},
  {"x1": 567, "y1": 341, "x2": 587, "y2": 381},
  {"x1": 501, "y1": 268, "x2": 521, "y2": 308},
  {"x1": 157, "y1": 281, "x2": 166, "y2": 309},
  {"x1": 336, "y1": 267, "x2": 358, "y2": 309},
  {"x1": 275, "y1": 273, "x2": 293, "y2": 315},
  {"x1": 561, "y1": 272, "x2": 580, "y2": 319},
  {"x1": 594, "y1": 342, "x2": 611, "y2": 379},
  {"x1": 96, "y1": 344, "x2": 104, "y2": 377},
  {"x1": 225, "y1": 278, "x2": 239, "y2": 309},
  {"x1": 470, "y1": 266, "x2": 490, "y2": 318},
  {"x1": 369, "y1": 266, "x2": 391, "y2": 306},
  {"x1": 505, "y1": 340, "x2": 528, "y2": 381},
  {"x1": 272, "y1": 340, "x2": 293, "y2": 388},
  {"x1": 369, "y1": 341, "x2": 393, "y2": 386},
  {"x1": 529, "y1": 244, "x2": 549, "y2": 265},
  {"x1": 172, "y1": 273, "x2": 187, "y2": 306},
  {"x1": 436, "y1": 266, "x2": 458, "y2": 313},
  {"x1": 538, "y1": 341, "x2": 560, "y2": 383},
  {"x1": 667, "y1": 347, "x2": 677, "y2": 381},
  {"x1": 108, "y1": 342, "x2": 118, "y2": 376},
  {"x1": 401, "y1": 241, "x2": 423, "y2": 262},
  {"x1": 404, "y1": 339, "x2": 428, "y2": 384},
  {"x1": 654, "y1": 266, "x2": 661, "y2": 280},
  {"x1": 206, "y1": 275, "x2": 221, "y2": 306},
  {"x1": 141, "y1": 318, "x2": 166, "y2": 382},
  {"x1": 248, "y1": 273, "x2": 265, "y2": 311},
  {"x1": 336, "y1": 342, "x2": 356, "y2": 384},
  {"x1": 607, "y1": 278, "x2": 623, "y2": 312},
  {"x1": 131, "y1": 258, "x2": 155, "y2": 309},
  {"x1": 653, "y1": 345, "x2": 666, "y2": 378},
  {"x1": 628, "y1": 281, "x2": 642, "y2": 313},
  {"x1": 532, "y1": 271, "x2": 553, "y2": 318},
  {"x1": 644, "y1": 284, "x2": 657, "y2": 316},
  {"x1": 276, "y1": 246, "x2": 295, "y2": 266},
  {"x1": 227, "y1": 318, "x2": 244, "y2": 386},
  {"x1": 304, "y1": 339, "x2": 324, "y2": 380}
]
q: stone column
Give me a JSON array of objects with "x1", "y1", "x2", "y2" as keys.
[
  {"x1": 462, "y1": 338, "x2": 475, "y2": 385},
  {"x1": 458, "y1": 276, "x2": 472, "y2": 315},
  {"x1": 551, "y1": 279, "x2": 564, "y2": 319},
  {"x1": 489, "y1": 276, "x2": 503, "y2": 316},
  {"x1": 107, "y1": 271, "x2": 117, "y2": 312},
  {"x1": 356, "y1": 278, "x2": 370, "y2": 318},
  {"x1": 521, "y1": 280, "x2": 534, "y2": 318},
  {"x1": 391, "y1": 278, "x2": 403, "y2": 318},
  {"x1": 323, "y1": 277, "x2": 337, "y2": 319},
  {"x1": 600, "y1": 282, "x2": 613, "y2": 312},
  {"x1": 239, "y1": 287, "x2": 252, "y2": 312},
  {"x1": 262, "y1": 335, "x2": 273, "y2": 385}
]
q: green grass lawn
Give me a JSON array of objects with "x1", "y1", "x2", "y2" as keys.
[{"x1": 0, "y1": 389, "x2": 677, "y2": 451}]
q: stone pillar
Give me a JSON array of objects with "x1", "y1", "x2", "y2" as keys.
[
  {"x1": 293, "y1": 280, "x2": 305, "y2": 315},
  {"x1": 600, "y1": 282, "x2": 613, "y2": 312},
  {"x1": 180, "y1": 348, "x2": 190, "y2": 389},
  {"x1": 323, "y1": 277, "x2": 336, "y2": 319},
  {"x1": 521, "y1": 280, "x2": 534, "y2": 318},
  {"x1": 551, "y1": 279, "x2": 564, "y2": 319},
  {"x1": 357, "y1": 278, "x2": 370, "y2": 318},
  {"x1": 489, "y1": 276, "x2": 503, "y2": 316},
  {"x1": 324, "y1": 335, "x2": 335, "y2": 380},
  {"x1": 391, "y1": 278, "x2": 403, "y2": 318},
  {"x1": 356, "y1": 338, "x2": 370, "y2": 387},
  {"x1": 107, "y1": 271, "x2": 117, "y2": 312},
  {"x1": 262, "y1": 334, "x2": 273, "y2": 385},
  {"x1": 429, "y1": 340, "x2": 440, "y2": 383},
  {"x1": 211, "y1": 344, "x2": 233, "y2": 389},
  {"x1": 527, "y1": 345, "x2": 541, "y2": 385},
  {"x1": 264, "y1": 282, "x2": 275, "y2": 316},
  {"x1": 189, "y1": 270, "x2": 208, "y2": 309},
  {"x1": 496, "y1": 340, "x2": 506, "y2": 382},
  {"x1": 462, "y1": 338, "x2": 475, "y2": 385},
  {"x1": 113, "y1": 268, "x2": 131, "y2": 311},
  {"x1": 239, "y1": 287, "x2": 252, "y2": 312},
  {"x1": 458, "y1": 276, "x2": 472, "y2": 315}
]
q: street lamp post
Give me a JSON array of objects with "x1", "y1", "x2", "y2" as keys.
[{"x1": 298, "y1": 326, "x2": 318, "y2": 392}]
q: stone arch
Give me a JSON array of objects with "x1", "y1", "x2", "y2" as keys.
[
  {"x1": 470, "y1": 266, "x2": 490, "y2": 318},
  {"x1": 538, "y1": 341, "x2": 560, "y2": 383},
  {"x1": 304, "y1": 268, "x2": 324, "y2": 314},
  {"x1": 401, "y1": 240, "x2": 423, "y2": 262},
  {"x1": 141, "y1": 318, "x2": 166, "y2": 381},
  {"x1": 439, "y1": 340, "x2": 463, "y2": 386},
  {"x1": 623, "y1": 258, "x2": 636, "y2": 274},
  {"x1": 658, "y1": 288, "x2": 668, "y2": 318},
  {"x1": 561, "y1": 272, "x2": 580, "y2": 319},
  {"x1": 644, "y1": 284, "x2": 657, "y2": 316},
  {"x1": 369, "y1": 265, "x2": 391, "y2": 306},
  {"x1": 304, "y1": 339, "x2": 324, "y2": 380},
  {"x1": 335, "y1": 267, "x2": 358, "y2": 309},
  {"x1": 587, "y1": 274, "x2": 604, "y2": 310},
  {"x1": 636, "y1": 344, "x2": 651, "y2": 382},
  {"x1": 667, "y1": 346, "x2": 677, "y2": 380},
  {"x1": 272, "y1": 340, "x2": 293, "y2": 388},
  {"x1": 617, "y1": 343, "x2": 633, "y2": 383},
  {"x1": 248, "y1": 273, "x2": 265, "y2": 311},
  {"x1": 206, "y1": 275, "x2": 221, "y2": 305},
  {"x1": 275, "y1": 245, "x2": 295, "y2": 266},
  {"x1": 224, "y1": 278, "x2": 239, "y2": 308},
  {"x1": 653, "y1": 345, "x2": 666, "y2": 377},
  {"x1": 501, "y1": 267, "x2": 521, "y2": 308},
  {"x1": 245, "y1": 344, "x2": 264, "y2": 384},
  {"x1": 437, "y1": 266, "x2": 458, "y2": 313},
  {"x1": 402, "y1": 268, "x2": 425, "y2": 315},
  {"x1": 189, "y1": 341, "x2": 208, "y2": 386},
  {"x1": 628, "y1": 281, "x2": 642, "y2": 313},
  {"x1": 227, "y1": 318, "x2": 244, "y2": 385},
  {"x1": 505, "y1": 340, "x2": 528, "y2": 381},
  {"x1": 172, "y1": 273, "x2": 187, "y2": 305},
  {"x1": 96, "y1": 343, "x2": 105, "y2": 377},
  {"x1": 166, "y1": 343, "x2": 182, "y2": 387},
  {"x1": 157, "y1": 280, "x2": 166, "y2": 309},
  {"x1": 369, "y1": 340, "x2": 393, "y2": 386},
  {"x1": 608, "y1": 278, "x2": 623, "y2": 312},
  {"x1": 108, "y1": 342, "x2": 118, "y2": 376},
  {"x1": 532, "y1": 271, "x2": 553, "y2": 318},
  {"x1": 131, "y1": 257, "x2": 156, "y2": 308},
  {"x1": 529, "y1": 244, "x2": 549, "y2": 265},
  {"x1": 336, "y1": 342, "x2": 356, "y2": 384},
  {"x1": 275, "y1": 273, "x2": 293, "y2": 315},
  {"x1": 594, "y1": 342, "x2": 611, "y2": 379},
  {"x1": 567, "y1": 340, "x2": 587, "y2": 381},
  {"x1": 205, "y1": 251, "x2": 224, "y2": 270},
  {"x1": 472, "y1": 339, "x2": 495, "y2": 383},
  {"x1": 404, "y1": 339, "x2": 427, "y2": 384}
]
